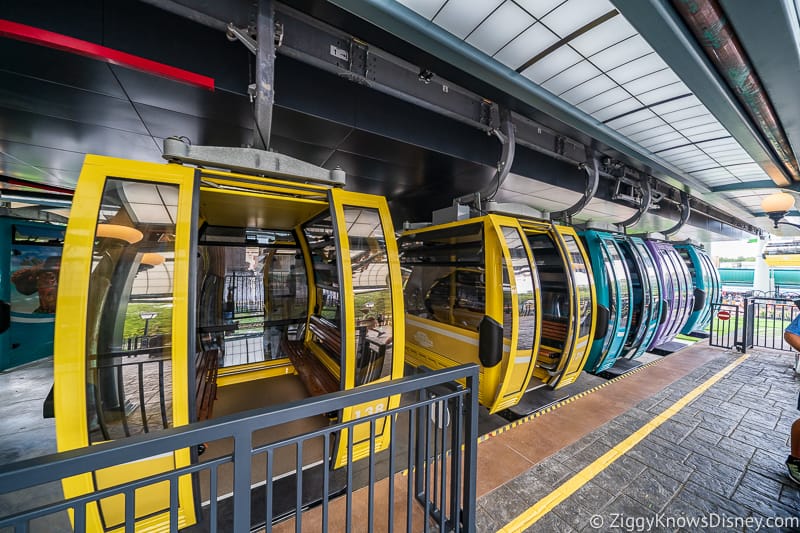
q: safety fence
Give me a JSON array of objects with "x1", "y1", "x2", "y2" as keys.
[
  {"x1": 0, "y1": 365, "x2": 479, "y2": 533},
  {"x1": 710, "y1": 296, "x2": 799, "y2": 353}
]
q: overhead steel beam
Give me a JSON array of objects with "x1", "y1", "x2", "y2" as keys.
[
  {"x1": 326, "y1": 0, "x2": 717, "y2": 195},
  {"x1": 610, "y1": 0, "x2": 791, "y2": 187}
]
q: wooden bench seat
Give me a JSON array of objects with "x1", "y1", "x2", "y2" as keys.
[
  {"x1": 281, "y1": 316, "x2": 340, "y2": 397},
  {"x1": 195, "y1": 349, "x2": 219, "y2": 421},
  {"x1": 541, "y1": 318, "x2": 568, "y2": 341}
]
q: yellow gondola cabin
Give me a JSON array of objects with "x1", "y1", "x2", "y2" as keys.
[{"x1": 53, "y1": 142, "x2": 404, "y2": 531}]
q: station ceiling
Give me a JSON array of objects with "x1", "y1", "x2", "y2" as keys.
[{"x1": 0, "y1": 0, "x2": 799, "y2": 240}]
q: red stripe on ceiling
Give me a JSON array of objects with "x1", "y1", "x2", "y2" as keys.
[{"x1": 0, "y1": 19, "x2": 215, "y2": 91}]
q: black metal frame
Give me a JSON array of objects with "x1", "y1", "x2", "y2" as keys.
[{"x1": 0, "y1": 364, "x2": 479, "y2": 533}]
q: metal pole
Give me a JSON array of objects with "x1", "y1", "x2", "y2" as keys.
[{"x1": 254, "y1": 0, "x2": 275, "y2": 150}]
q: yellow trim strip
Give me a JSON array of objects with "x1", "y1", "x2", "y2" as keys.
[{"x1": 497, "y1": 353, "x2": 750, "y2": 533}]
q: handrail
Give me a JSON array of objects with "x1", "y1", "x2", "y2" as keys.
[{"x1": 0, "y1": 363, "x2": 478, "y2": 494}]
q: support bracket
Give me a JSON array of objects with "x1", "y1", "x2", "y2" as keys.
[
  {"x1": 662, "y1": 191, "x2": 691, "y2": 237},
  {"x1": 619, "y1": 174, "x2": 652, "y2": 230},
  {"x1": 550, "y1": 147, "x2": 600, "y2": 222}
]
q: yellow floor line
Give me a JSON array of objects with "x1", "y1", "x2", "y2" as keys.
[{"x1": 497, "y1": 353, "x2": 750, "y2": 533}]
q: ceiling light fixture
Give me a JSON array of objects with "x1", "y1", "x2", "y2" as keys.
[
  {"x1": 140, "y1": 252, "x2": 165, "y2": 266},
  {"x1": 96, "y1": 223, "x2": 143, "y2": 244},
  {"x1": 760, "y1": 191, "x2": 800, "y2": 230}
]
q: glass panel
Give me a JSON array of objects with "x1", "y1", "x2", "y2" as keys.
[
  {"x1": 600, "y1": 244, "x2": 617, "y2": 355},
  {"x1": 303, "y1": 215, "x2": 342, "y2": 365},
  {"x1": 501, "y1": 227, "x2": 536, "y2": 350},
  {"x1": 303, "y1": 215, "x2": 341, "y2": 326},
  {"x1": 402, "y1": 223, "x2": 485, "y2": 331},
  {"x1": 342, "y1": 207, "x2": 394, "y2": 385},
  {"x1": 197, "y1": 243, "x2": 309, "y2": 367},
  {"x1": 86, "y1": 178, "x2": 178, "y2": 443},
  {"x1": 562, "y1": 235, "x2": 592, "y2": 338},
  {"x1": 527, "y1": 233, "x2": 568, "y2": 348}
]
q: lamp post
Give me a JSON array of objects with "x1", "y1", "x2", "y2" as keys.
[
  {"x1": 140, "y1": 311, "x2": 157, "y2": 340},
  {"x1": 761, "y1": 192, "x2": 800, "y2": 230}
]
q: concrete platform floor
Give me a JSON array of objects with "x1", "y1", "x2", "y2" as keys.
[{"x1": 478, "y1": 346, "x2": 800, "y2": 532}]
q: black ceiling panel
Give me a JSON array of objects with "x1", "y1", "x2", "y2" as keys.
[
  {"x1": 0, "y1": 1, "x2": 104, "y2": 42},
  {"x1": 0, "y1": 140, "x2": 86, "y2": 173},
  {"x1": 112, "y1": 67, "x2": 250, "y2": 124},
  {"x1": 271, "y1": 106, "x2": 356, "y2": 152},
  {"x1": 268, "y1": 136, "x2": 346, "y2": 168},
  {"x1": 0, "y1": 106, "x2": 160, "y2": 161},
  {"x1": 0, "y1": 40, "x2": 126, "y2": 98},
  {"x1": 134, "y1": 103, "x2": 252, "y2": 148},
  {"x1": 0, "y1": 70, "x2": 147, "y2": 135},
  {"x1": 102, "y1": 0, "x2": 251, "y2": 93}
]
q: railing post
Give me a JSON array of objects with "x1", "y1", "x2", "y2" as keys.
[
  {"x1": 740, "y1": 298, "x2": 749, "y2": 353},
  {"x1": 461, "y1": 367, "x2": 478, "y2": 533},
  {"x1": 232, "y1": 429, "x2": 252, "y2": 532}
]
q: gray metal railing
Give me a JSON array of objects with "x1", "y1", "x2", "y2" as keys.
[
  {"x1": 749, "y1": 297, "x2": 798, "y2": 352},
  {"x1": 0, "y1": 365, "x2": 478, "y2": 532}
]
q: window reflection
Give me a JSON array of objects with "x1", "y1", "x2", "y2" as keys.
[
  {"x1": 501, "y1": 227, "x2": 536, "y2": 351},
  {"x1": 344, "y1": 207, "x2": 394, "y2": 385},
  {"x1": 86, "y1": 179, "x2": 178, "y2": 443}
]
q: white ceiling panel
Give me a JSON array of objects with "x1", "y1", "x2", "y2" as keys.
[
  {"x1": 616, "y1": 116, "x2": 666, "y2": 136},
  {"x1": 568, "y1": 14, "x2": 637, "y2": 56},
  {"x1": 577, "y1": 87, "x2": 629, "y2": 114},
  {"x1": 623, "y1": 69, "x2": 679, "y2": 95},
  {"x1": 653, "y1": 94, "x2": 708, "y2": 115},
  {"x1": 398, "y1": 0, "x2": 447, "y2": 19},
  {"x1": 541, "y1": 61, "x2": 602, "y2": 95},
  {"x1": 627, "y1": 124, "x2": 676, "y2": 143},
  {"x1": 606, "y1": 53, "x2": 668, "y2": 84},
  {"x1": 591, "y1": 98, "x2": 643, "y2": 121},
  {"x1": 696, "y1": 137, "x2": 740, "y2": 148},
  {"x1": 692, "y1": 168, "x2": 734, "y2": 178},
  {"x1": 686, "y1": 129, "x2": 729, "y2": 143},
  {"x1": 589, "y1": 35, "x2": 653, "y2": 71},
  {"x1": 604, "y1": 108, "x2": 656, "y2": 128},
  {"x1": 658, "y1": 106, "x2": 708, "y2": 123},
  {"x1": 678, "y1": 121, "x2": 724, "y2": 137},
  {"x1": 494, "y1": 23, "x2": 560, "y2": 70},
  {"x1": 433, "y1": 0, "x2": 504, "y2": 39},
  {"x1": 466, "y1": 2, "x2": 535, "y2": 56},
  {"x1": 521, "y1": 45, "x2": 582, "y2": 84},
  {"x1": 657, "y1": 144, "x2": 702, "y2": 157},
  {"x1": 640, "y1": 133, "x2": 687, "y2": 151},
  {"x1": 635, "y1": 82, "x2": 691, "y2": 105},
  {"x1": 559, "y1": 74, "x2": 616, "y2": 104},
  {"x1": 540, "y1": 0, "x2": 616, "y2": 37},
  {"x1": 669, "y1": 113, "x2": 716, "y2": 130},
  {"x1": 513, "y1": 0, "x2": 567, "y2": 19}
]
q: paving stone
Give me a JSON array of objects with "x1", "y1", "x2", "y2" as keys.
[
  {"x1": 729, "y1": 424, "x2": 786, "y2": 452},
  {"x1": 738, "y1": 468, "x2": 787, "y2": 500},
  {"x1": 501, "y1": 458, "x2": 575, "y2": 504},
  {"x1": 678, "y1": 481, "x2": 752, "y2": 517},
  {"x1": 479, "y1": 484, "x2": 533, "y2": 527},
  {"x1": 551, "y1": 495, "x2": 599, "y2": 532},
  {"x1": 598, "y1": 494, "x2": 653, "y2": 530},
  {"x1": 475, "y1": 503, "x2": 500, "y2": 532},
  {"x1": 778, "y1": 483, "x2": 800, "y2": 508},
  {"x1": 561, "y1": 440, "x2": 615, "y2": 473},
  {"x1": 636, "y1": 434, "x2": 692, "y2": 463},
  {"x1": 716, "y1": 436, "x2": 757, "y2": 463},
  {"x1": 524, "y1": 510, "x2": 576, "y2": 533},
  {"x1": 651, "y1": 419, "x2": 698, "y2": 444},
  {"x1": 625, "y1": 468, "x2": 681, "y2": 512},
  {"x1": 748, "y1": 449, "x2": 792, "y2": 484},
  {"x1": 700, "y1": 401, "x2": 748, "y2": 422},
  {"x1": 685, "y1": 426, "x2": 723, "y2": 447},
  {"x1": 692, "y1": 411, "x2": 739, "y2": 435},
  {"x1": 592, "y1": 455, "x2": 648, "y2": 493},
  {"x1": 731, "y1": 479, "x2": 798, "y2": 518},
  {"x1": 625, "y1": 445, "x2": 694, "y2": 484}
]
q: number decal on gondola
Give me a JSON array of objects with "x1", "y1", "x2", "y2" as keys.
[{"x1": 353, "y1": 402, "x2": 386, "y2": 419}]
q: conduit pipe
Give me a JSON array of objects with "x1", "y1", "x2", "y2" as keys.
[{"x1": 673, "y1": 0, "x2": 800, "y2": 181}]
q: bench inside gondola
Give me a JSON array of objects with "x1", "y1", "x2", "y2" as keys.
[{"x1": 280, "y1": 316, "x2": 340, "y2": 396}]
